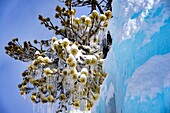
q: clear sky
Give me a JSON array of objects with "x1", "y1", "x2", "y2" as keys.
[{"x1": 0, "y1": 0, "x2": 89, "y2": 113}]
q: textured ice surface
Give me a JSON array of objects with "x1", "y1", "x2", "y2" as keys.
[
  {"x1": 92, "y1": 0, "x2": 170, "y2": 113},
  {"x1": 126, "y1": 53, "x2": 170, "y2": 101},
  {"x1": 125, "y1": 53, "x2": 170, "y2": 113}
]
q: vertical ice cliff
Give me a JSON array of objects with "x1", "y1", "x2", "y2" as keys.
[{"x1": 92, "y1": 0, "x2": 170, "y2": 113}]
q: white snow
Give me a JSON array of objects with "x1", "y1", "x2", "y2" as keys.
[
  {"x1": 110, "y1": 0, "x2": 169, "y2": 44},
  {"x1": 126, "y1": 53, "x2": 170, "y2": 101}
]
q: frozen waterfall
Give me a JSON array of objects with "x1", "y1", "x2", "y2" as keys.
[{"x1": 92, "y1": 0, "x2": 170, "y2": 113}]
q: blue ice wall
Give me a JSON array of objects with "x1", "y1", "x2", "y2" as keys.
[{"x1": 92, "y1": 0, "x2": 170, "y2": 113}]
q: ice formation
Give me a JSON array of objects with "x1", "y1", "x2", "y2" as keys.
[{"x1": 92, "y1": 0, "x2": 170, "y2": 113}]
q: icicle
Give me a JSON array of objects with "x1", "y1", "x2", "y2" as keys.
[
  {"x1": 50, "y1": 103, "x2": 53, "y2": 113},
  {"x1": 33, "y1": 103, "x2": 35, "y2": 113},
  {"x1": 22, "y1": 94, "x2": 26, "y2": 100},
  {"x1": 69, "y1": 109, "x2": 91, "y2": 113},
  {"x1": 98, "y1": 28, "x2": 108, "y2": 51},
  {"x1": 52, "y1": 103, "x2": 55, "y2": 113},
  {"x1": 46, "y1": 103, "x2": 55, "y2": 113},
  {"x1": 42, "y1": 104, "x2": 45, "y2": 113},
  {"x1": 47, "y1": 103, "x2": 50, "y2": 113},
  {"x1": 38, "y1": 103, "x2": 40, "y2": 112}
]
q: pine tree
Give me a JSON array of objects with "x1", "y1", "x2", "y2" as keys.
[{"x1": 5, "y1": 0, "x2": 112, "y2": 112}]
